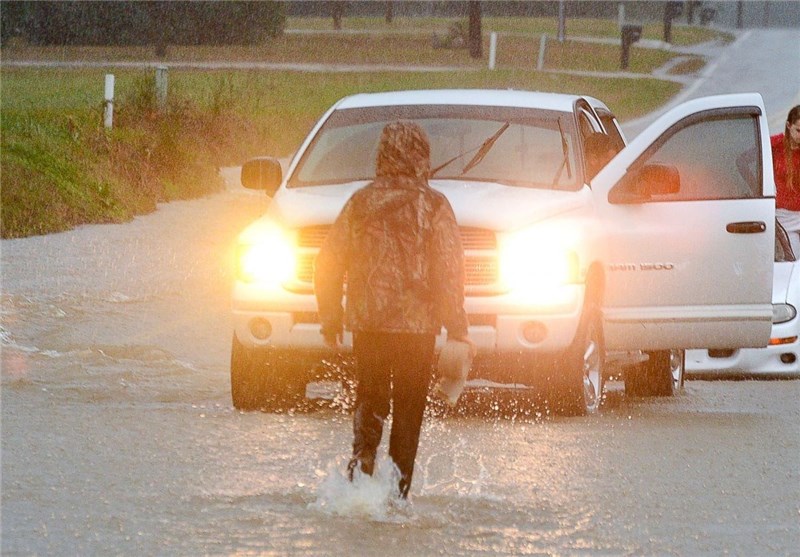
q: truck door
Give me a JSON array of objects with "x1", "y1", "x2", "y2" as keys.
[{"x1": 593, "y1": 93, "x2": 774, "y2": 351}]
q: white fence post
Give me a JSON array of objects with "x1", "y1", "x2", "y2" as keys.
[
  {"x1": 103, "y1": 74, "x2": 115, "y2": 130},
  {"x1": 155, "y1": 65, "x2": 168, "y2": 112},
  {"x1": 488, "y1": 32, "x2": 497, "y2": 70},
  {"x1": 537, "y1": 34, "x2": 547, "y2": 70}
]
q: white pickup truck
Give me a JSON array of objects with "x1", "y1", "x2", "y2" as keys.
[{"x1": 231, "y1": 89, "x2": 775, "y2": 415}]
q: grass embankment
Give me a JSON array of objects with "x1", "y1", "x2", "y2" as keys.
[
  {"x1": 2, "y1": 17, "x2": 729, "y2": 238},
  {"x1": 1, "y1": 71, "x2": 247, "y2": 238}
]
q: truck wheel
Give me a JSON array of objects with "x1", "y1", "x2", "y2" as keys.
[
  {"x1": 230, "y1": 334, "x2": 305, "y2": 412},
  {"x1": 625, "y1": 349, "x2": 684, "y2": 397},
  {"x1": 548, "y1": 303, "x2": 605, "y2": 416}
]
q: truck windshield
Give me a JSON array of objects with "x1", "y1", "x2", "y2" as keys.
[{"x1": 288, "y1": 105, "x2": 580, "y2": 190}]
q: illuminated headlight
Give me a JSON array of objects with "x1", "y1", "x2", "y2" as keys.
[
  {"x1": 772, "y1": 303, "x2": 796, "y2": 324},
  {"x1": 237, "y1": 225, "x2": 296, "y2": 285},
  {"x1": 498, "y1": 229, "x2": 579, "y2": 293}
]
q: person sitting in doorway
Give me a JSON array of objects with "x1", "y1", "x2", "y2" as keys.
[{"x1": 584, "y1": 132, "x2": 617, "y2": 180}]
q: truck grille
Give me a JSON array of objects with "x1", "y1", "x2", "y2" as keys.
[
  {"x1": 460, "y1": 227, "x2": 497, "y2": 250},
  {"x1": 294, "y1": 225, "x2": 498, "y2": 288},
  {"x1": 297, "y1": 225, "x2": 331, "y2": 248}
]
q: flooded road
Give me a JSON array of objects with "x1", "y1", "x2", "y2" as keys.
[{"x1": 2, "y1": 186, "x2": 799, "y2": 556}]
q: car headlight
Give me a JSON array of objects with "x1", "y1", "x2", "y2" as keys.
[
  {"x1": 772, "y1": 303, "x2": 796, "y2": 324},
  {"x1": 237, "y1": 225, "x2": 296, "y2": 285},
  {"x1": 498, "y1": 228, "x2": 579, "y2": 293}
]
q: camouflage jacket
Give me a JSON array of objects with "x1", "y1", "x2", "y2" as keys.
[{"x1": 314, "y1": 122, "x2": 468, "y2": 340}]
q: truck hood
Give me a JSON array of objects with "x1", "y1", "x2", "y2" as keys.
[{"x1": 259, "y1": 179, "x2": 588, "y2": 232}]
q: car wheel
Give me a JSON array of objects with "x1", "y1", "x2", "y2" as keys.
[
  {"x1": 230, "y1": 334, "x2": 305, "y2": 412},
  {"x1": 625, "y1": 349, "x2": 684, "y2": 397},
  {"x1": 548, "y1": 303, "x2": 605, "y2": 416}
]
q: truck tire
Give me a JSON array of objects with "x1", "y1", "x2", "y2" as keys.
[
  {"x1": 548, "y1": 302, "x2": 605, "y2": 416},
  {"x1": 230, "y1": 334, "x2": 305, "y2": 412},
  {"x1": 625, "y1": 349, "x2": 684, "y2": 397}
]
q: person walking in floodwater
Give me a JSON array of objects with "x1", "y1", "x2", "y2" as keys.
[{"x1": 314, "y1": 120, "x2": 471, "y2": 499}]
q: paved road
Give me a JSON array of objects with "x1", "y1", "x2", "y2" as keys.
[{"x1": 623, "y1": 28, "x2": 800, "y2": 137}]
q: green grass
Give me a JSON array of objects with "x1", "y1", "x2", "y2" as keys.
[
  {"x1": 1, "y1": 69, "x2": 234, "y2": 237},
  {"x1": 1, "y1": 113, "x2": 127, "y2": 236}
]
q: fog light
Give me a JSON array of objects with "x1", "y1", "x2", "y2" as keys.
[
  {"x1": 772, "y1": 303, "x2": 796, "y2": 324},
  {"x1": 780, "y1": 353, "x2": 796, "y2": 364},
  {"x1": 250, "y1": 318, "x2": 272, "y2": 340},
  {"x1": 522, "y1": 321, "x2": 547, "y2": 344}
]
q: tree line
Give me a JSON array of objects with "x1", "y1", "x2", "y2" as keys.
[{"x1": 1, "y1": 1, "x2": 285, "y2": 46}]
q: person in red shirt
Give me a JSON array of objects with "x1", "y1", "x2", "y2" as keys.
[
  {"x1": 774, "y1": 105, "x2": 800, "y2": 255},
  {"x1": 773, "y1": 105, "x2": 800, "y2": 210}
]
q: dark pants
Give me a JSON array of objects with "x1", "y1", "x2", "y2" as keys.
[{"x1": 350, "y1": 331, "x2": 436, "y2": 498}]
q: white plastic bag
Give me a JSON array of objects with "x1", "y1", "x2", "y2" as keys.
[{"x1": 434, "y1": 339, "x2": 473, "y2": 407}]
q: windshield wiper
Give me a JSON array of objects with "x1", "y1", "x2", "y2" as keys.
[
  {"x1": 460, "y1": 122, "x2": 510, "y2": 176},
  {"x1": 551, "y1": 119, "x2": 572, "y2": 187},
  {"x1": 430, "y1": 122, "x2": 510, "y2": 178}
]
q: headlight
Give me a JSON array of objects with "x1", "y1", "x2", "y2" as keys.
[
  {"x1": 498, "y1": 228, "x2": 579, "y2": 293},
  {"x1": 772, "y1": 303, "x2": 796, "y2": 324},
  {"x1": 237, "y1": 225, "x2": 296, "y2": 285}
]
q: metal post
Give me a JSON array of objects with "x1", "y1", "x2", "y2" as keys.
[
  {"x1": 103, "y1": 74, "x2": 115, "y2": 130},
  {"x1": 557, "y1": 0, "x2": 566, "y2": 43},
  {"x1": 737, "y1": 1, "x2": 744, "y2": 28},
  {"x1": 155, "y1": 65, "x2": 168, "y2": 112},
  {"x1": 488, "y1": 32, "x2": 497, "y2": 70},
  {"x1": 468, "y1": 0, "x2": 482, "y2": 59},
  {"x1": 537, "y1": 33, "x2": 547, "y2": 70},
  {"x1": 618, "y1": 2, "x2": 625, "y2": 31}
]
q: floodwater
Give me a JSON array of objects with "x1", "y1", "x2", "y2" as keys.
[{"x1": 2, "y1": 183, "x2": 799, "y2": 556}]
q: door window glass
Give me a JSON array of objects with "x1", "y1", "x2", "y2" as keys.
[{"x1": 640, "y1": 115, "x2": 761, "y2": 201}]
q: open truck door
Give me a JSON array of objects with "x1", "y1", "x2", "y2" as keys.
[{"x1": 593, "y1": 94, "x2": 774, "y2": 352}]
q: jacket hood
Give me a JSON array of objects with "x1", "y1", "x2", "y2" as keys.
[{"x1": 375, "y1": 120, "x2": 431, "y2": 181}]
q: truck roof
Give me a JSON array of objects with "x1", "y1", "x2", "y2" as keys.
[{"x1": 335, "y1": 89, "x2": 594, "y2": 113}]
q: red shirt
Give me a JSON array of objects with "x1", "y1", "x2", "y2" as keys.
[{"x1": 771, "y1": 133, "x2": 800, "y2": 210}]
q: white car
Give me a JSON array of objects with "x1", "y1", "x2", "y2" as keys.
[
  {"x1": 687, "y1": 226, "x2": 799, "y2": 378},
  {"x1": 231, "y1": 89, "x2": 776, "y2": 415}
]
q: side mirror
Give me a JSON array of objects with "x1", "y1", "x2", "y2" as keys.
[
  {"x1": 241, "y1": 157, "x2": 282, "y2": 196},
  {"x1": 609, "y1": 163, "x2": 680, "y2": 204}
]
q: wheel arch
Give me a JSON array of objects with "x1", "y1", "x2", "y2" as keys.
[{"x1": 584, "y1": 261, "x2": 606, "y2": 309}]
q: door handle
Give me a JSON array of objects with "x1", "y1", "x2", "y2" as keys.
[{"x1": 726, "y1": 221, "x2": 766, "y2": 234}]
